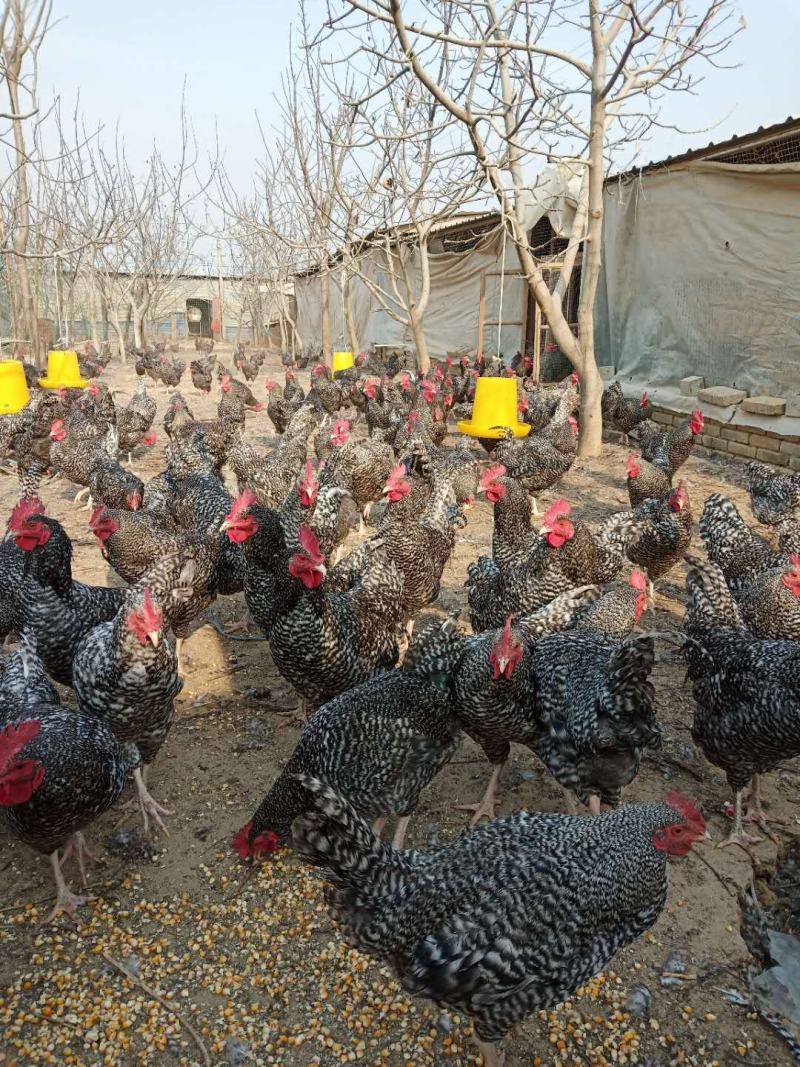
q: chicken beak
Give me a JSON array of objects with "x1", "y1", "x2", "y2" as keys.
[
  {"x1": 220, "y1": 518, "x2": 231, "y2": 532},
  {"x1": 148, "y1": 631, "x2": 160, "y2": 649}
]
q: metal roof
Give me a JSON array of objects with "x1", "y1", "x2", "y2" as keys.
[{"x1": 608, "y1": 115, "x2": 800, "y2": 183}]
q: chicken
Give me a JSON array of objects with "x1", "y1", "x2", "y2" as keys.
[
  {"x1": 283, "y1": 368, "x2": 304, "y2": 406},
  {"x1": 601, "y1": 383, "x2": 652, "y2": 441},
  {"x1": 307, "y1": 363, "x2": 343, "y2": 419},
  {"x1": 190, "y1": 354, "x2": 215, "y2": 393},
  {"x1": 73, "y1": 586, "x2": 181, "y2": 835},
  {"x1": 116, "y1": 381, "x2": 157, "y2": 462},
  {"x1": 293, "y1": 782, "x2": 705, "y2": 1067},
  {"x1": 233, "y1": 344, "x2": 266, "y2": 383},
  {"x1": 746, "y1": 461, "x2": 800, "y2": 526},
  {"x1": 625, "y1": 454, "x2": 672, "y2": 509},
  {"x1": 467, "y1": 498, "x2": 641, "y2": 631},
  {"x1": 88, "y1": 505, "x2": 182, "y2": 584},
  {"x1": 229, "y1": 432, "x2": 307, "y2": 510},
  {"x1": 319, "y1": 434, "x2": 396, "y2": 530},
  {"x1": 627, "y1": 482, "x2": 692, "y2": 583},
  {"x1": 265, "y1": 379, "x2": 304, "y2": 434},
  {"x1": 232, "y1": 619, "x2": 465, "y2": 857},
  {"x1": 638, "y1": 409, "x2": 704, "y2": 476},
  {"x1": 449, "y1": 589, "x2": 600, "y2": 826},
  {"x1": 48, "y1": 414, "x2": 118, "y2": 507},
  {"x1": 488, "y1": 411, "x2": 578, "y2": 511},
  {"x1": 0, "y1": 713, "x2": 131, "y2": 920},
  {"x1": 221, "y1": 493, "x2": 289, "y2": 640},
  {"x1": 0, "y1": 635, "x2": 60, "y2": 714},
  {"x1": 684, "y1": 556, "x2": 800, "y2": 847},
  {"x1": 1, "y1": 505, "x2": 126, "y2": 686},
  {"x1": 88, "y1": 456, "x2": 144, "y2": 512},
  {"x1": 699, "y1": 493, "x2": 785, "y2": 595},
  {"x1": 163, "y1": 392, "x2": 195, "y2": 440},
  {"x1": 571, "y1": 570, "x2": 651, "y2": 639}
]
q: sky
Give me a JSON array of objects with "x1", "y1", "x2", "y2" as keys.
[{"x1": 45, "y1": 0, "x2": 800, "y2": 255}]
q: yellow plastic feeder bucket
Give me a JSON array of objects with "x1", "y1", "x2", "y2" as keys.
[
  {"x1": 39, "y1": 350, "x2": 90, "y2": 390},
  {"x1": 0, "y1": 360, "x2": 31, "y2": 414},
  {"x1": 458, "y1": 375, "x2": 531, "y2": 439},
  {"x1": 332, "y1": 350, "x2": 354, "y2": 374}
]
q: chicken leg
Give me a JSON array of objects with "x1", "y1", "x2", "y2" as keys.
[
  {"x1": 391, "y1": 815, "x2": 411, "y2": 849},
  {"x1": 61, "y1": 830, "x2": 101, "y2": 888},
  {"x1": 475, "y1": 1038, "x2": 506, "y2": 1067},
  {"x1": 718, "y1": 790, "x2": 763, "y2": 850},
  {"x1": 73, "y1": 486, "x2": 91, "y2": 507},
  {"x1": 134, "y1": 766, "x2": 172, "y2": 836},
  {"x1": 743, "y1": 774, "x2": 785, "y2": 839},
  {"x1": 46, "y1": 848, "x2": 88, "y2": 923},
  {"x1": 456, "y1": 762, "x2": 504, "y2": 827}
]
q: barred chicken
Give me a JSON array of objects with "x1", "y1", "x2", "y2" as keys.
[
  {"x1": 601, "y1": 383, "x2": 652, "y2": 442},
  {"x1": 746, "y1": 461, "x2": 800, "y2": 526},
  {"x1": 627, "y1": 482, "x2": 692, "y2": 583},
  {"x1": 638, "y1": 409, "x2": 704, "y2": 476},
  {"x1": 232, "y1": 620, "x2": 465, "y2": 858},
  {"x1": 626, "y1": 454, "x2": 672, "y2": 509},
  {"x1": 699, "y1": 493, "x2": 785, "y2": 595},
  {"x1": 73, "y1": 586, "x2": 181, "y2": 835},
  {"x1": 293, "y1": 782, "x2": 705, "y2": 1067},
  {"x1": 116, "y1": 380, "x2": 157, "y2": 462},
  {"x1": 684, "y1": 556, "x2": 800, "y2": 847}
]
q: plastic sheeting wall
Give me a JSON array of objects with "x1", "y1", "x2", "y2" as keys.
[
  {"x1": 596, "y1": 161, "x2": 800, "y2": 396},
  {"x1": 294, "y1": 227, "x2": 528, "y2": 357}
]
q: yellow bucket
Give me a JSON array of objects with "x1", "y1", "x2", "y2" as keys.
[
  {"x1": 39, "y1": 350, "x2": 90, "y2": 390},
  {"x1": 0, "y1": 360, "x2": 31, "y2": 414},
  {"x1": 457, "y1": 376, "x2": 531, "y2": 439},
  {"x1": 332, "y1": 351, "x2": 354, "y2": 374}
]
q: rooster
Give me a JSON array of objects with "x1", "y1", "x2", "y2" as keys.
[
  {"x1": 293, "y1": 782, "x2": 705, "y2": 1067},
  {"x1": 628, "y1": 482, "x2": 693, "y2": 584},
  {"x1": 638, "y1": 409, "x2": 704, "y2": 476}
]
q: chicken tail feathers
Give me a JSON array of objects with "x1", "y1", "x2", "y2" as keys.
[
  {"x1": 684, "y1": 555, "x2": 744, "y2": 631},
  {"x1": 514, "y1": 585, "x2": 601, "y2": 641},
  {"x1": 292, "y1": 774, "x2": 385, "y2": 886},
  {"x1": 604, "y1": 635, "x2": 660, "y2": 749},
  {"x1": 403, "y1": 617, "x2": 465, "y2": 689}
]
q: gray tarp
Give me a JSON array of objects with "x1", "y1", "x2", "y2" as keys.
[{"x1": 596, "y1": 161, "x2": 800, "y2": 397}]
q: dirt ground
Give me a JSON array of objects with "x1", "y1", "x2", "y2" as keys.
[{"x1": 0, "y1": 346, "x2": 798, "y2": 1067}]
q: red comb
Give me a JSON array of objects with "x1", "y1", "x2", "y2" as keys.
[
  {"x1": 0, "y1": 720, "x2": 41, "y2": 769},
  {"x1": 629, "y1": 570, "x2": 647, "y2": 592},
  {"x1": 297, "y1": 524, "x2": 324, "y2": 564},
  {"x1": 542, "y1": 498, "x2": 571, "y2": 525},
  {"x1": 9, "y1": 497, "x2": 45, "y2": 532},
  {"x1": 143, "y1": 430, "x2": 157, "y2": 446},
  {"x1": 479, "y1": 464, "x2": 506, "y2": 488},
  {"x1": 229, "y1": 489, "x2": 257, "y2": 523},
  {"x1": 665, "y1": 792, "x2": 705, "y2": 830}
]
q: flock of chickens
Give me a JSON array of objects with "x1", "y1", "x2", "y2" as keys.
[{"x1": 0, "y1": 339, "x2": 799, "y2": 1067}]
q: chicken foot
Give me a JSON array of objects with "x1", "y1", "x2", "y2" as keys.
[
  {"x1": 718, "y1": 790, "x2": 763, "y2": 850},
  {"x1": 475, "y1": 1038, "x2": 506, "y2": 1067},
  {"x1": 134, "y1": 766, "x2": 172, "y2": 836},
  {"x1": 456, "y1": 762, "x2": 504, "y2": 827},
  {"x1": 46, "y1": 847, "x2": 89, "y2": 923},
  {"x1": 73, "y1": 486, "x2": 91, "y2": 507},
  {"x1": 743, "y1": 775, "x2": 786, "y2": 839}
]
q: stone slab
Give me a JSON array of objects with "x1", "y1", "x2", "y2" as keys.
[
  {"x1": 680, "y1": 375, "x2": 705, "y2": 396},
  {"x1": 741, "y1": 395, "x2": 786, "y2": 417},
  {"x1": 785, "y1": 395, "x2": 800, "y2": 418},
  {"x1": 697, "y1": 385, "x2": 747, "y2": 408}
]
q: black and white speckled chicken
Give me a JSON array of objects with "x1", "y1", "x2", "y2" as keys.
[
  {"x1": 190, "y1": 353, "x2": 216, "y2": 393},
  {"x1": 163, "y1": 392, "x2": 195, "y2": 440},
  {"x1": 1, "y1": 506, "x2": 126, "y2": 686},
  {"x1": 467, "y1": 497, "x2": 642, "y2": 631},
  {"x1": 601, "y1": 383, "x2": 652, "y2": 441},
  {"x1": 571, "y1": 570, "x2": 651, "y2": 640},
  {"x1": 264, "y1": 379, "x2": 304, "y2": 434},
  {"x1": 73, "y1": 586, "x2": 181, "y2": 835},
  {"x1": 684, "y1": 555, "x2": 800, "y2": 848},
  {"x1": 88, "y1": 455, "x2": 144, "y2": 512},
  {"x1": 529, "y1": 625, "x2": 660, "y2": 813},
  {"x1": 228, "y1": 431, "x2": 308, "y2": 510},
  {"x1": 746, "y1": 461, "x2": 800, "y2": 527},
  {"x1": 307, "y1": 363, "x2": 343, "y2": 419},
  {"x1": 448, "y1": 588, "x2": 600, "y2": 826},
  {"x1": 319, "y1": 433, "x2": 396, "y2": 530},
  {"x1": 232, "y1": 619, "x2": 465, "y2": 858},
  {"x1": 627, "y1": 482, "x2": 692, "y2": 583},
  {"x1": 293, "y1": 781, "x2": 706, "y2": 1067},
  {"x1": 221, "y1": 494, "x2": 288, "y2": 641},
  {"x1": 625, "y1": 454, "x2": 672, "y2": 509},
  {"x1": 0, "y1": 636, "x2": 60, "y2": 717},
  {"x1": 638, "y1": 409, "x2": 704, "y2": 476},
  {"x1": 0, "y1": 712, "x2": 132, "y2": 919},
  {"x1": 116, "y1": 380, "x2": 157, "y2": 461},
  {"x1": 48, "y1": 413, "x2": 118, "y2": 506},
  {"x1": 699, "y1": 493, "x2": 785, "y2": 596},
  {"x1": 488, "y1": 402, "x2": 578, "y2": 507}
]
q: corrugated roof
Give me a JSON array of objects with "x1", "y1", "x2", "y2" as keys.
[{"x1": 608, "y1": 115, "x2": 800, "y2": 183}]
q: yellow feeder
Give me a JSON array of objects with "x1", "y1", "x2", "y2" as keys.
[
  {"x1": 0, "y1": 360, "x2": 31, "y2": 414},
  {"x1": 332, "y1": 350, "x2": 354, "y2": 374},
  {"x1": 38, "y1": 350, "x2": 90, "y2": 390},
  {"x1": 458, "y1": 375, "x2": 531, "y2": 439}
]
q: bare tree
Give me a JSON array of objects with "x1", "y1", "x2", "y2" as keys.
[{"x1": 321, "y1": 0, "x2": 739, "y2": 454}]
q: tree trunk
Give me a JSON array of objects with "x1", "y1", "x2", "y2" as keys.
[
  {"x1": 133, "y1": 308, "x2": 146, "y2": 350},
  {"x1": 342, "y1": 270, "x2": 359, "y2": 355},
  {"x1": 410, "y1": 311, "x2": 430, "y2": 375},
  {"x1": 320, "y1": 264, "x2": 331, "y2": 365}
]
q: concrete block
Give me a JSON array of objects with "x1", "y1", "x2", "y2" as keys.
[
  {"x1": 779, "y1": 439, "x2": 800, "y2": 458},
  {"x1": 727, "y1": 441, "x2": 756, "y2": 459},
  {"x1": 720, "y1": 427, "x2": 750, "y2": 445},
  {"x1": 756, "y1": 448, "x2": 784, "y2": 466},
  {"x1": 710, "y1": 437, "x2": 728, "y2": 452},
  {"x1": 651, "y1": 411, "x2": 673, "y2": 426},
  {"x1": 700, "y1": 420, "x2": 721, "y2": 438},
  {"x1": 598, "y1": 365, "x2": 615, "y2": 381},
  {"x1": 680, "y1": 375, "x2": 705, "y2": 396},
  {"x1": 785, "y1": 395, "x2": 800, "y2": 418},
  {"x1": 741, "y1": 395, "x2": 786, "y2": 417},
  {"x1": 788, "y1": 456, "x2": 800, "y2": 472},
  {"x1": 698, "y1": 385, "x2": 747, "y2": 407},
  {"x1": 749, "y1": 432, "x2": 780, "y2": 452}
]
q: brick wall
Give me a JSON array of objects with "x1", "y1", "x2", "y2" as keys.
[{"x1": 649, "y1": 407, "x2": 800, "y2": 472}]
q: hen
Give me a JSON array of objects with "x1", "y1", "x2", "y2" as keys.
[
  {"x1": 684, "y1": 556, "x2": 800, "y2": 847},
  {"x1": 233, "y1": 620, "x2": 465, "y2": 857},
  {"x1": 626, "y1": 454, "x2": 672, "y2": 509},
  {"x1": 638, "y1": 409, "x2": 704, "y2": 476},
  {"x1": 293, "y1": 783, "x2": 705, "y2": 1067},
  {"x1": 627, "y1": 482, "x2": 692, "y2": 584},
  {"x1": 601, "y1": 383, "x2": 652, "y2": 442},
  {"x1": 0, "y1": 713, "x2": 131, "y2": 920},
  {"x1": 116, "y1": 380, "x2": 157, "y2": 462},
  {"x1": 73, "y1": 586, "x2": 181, "y2": 834},
  {"x1": 699, "y1": 493, "x2": 785, "y2": 595},
  {"x1": 746, "y1": 461, "x2": 800, "y2": 526}
]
